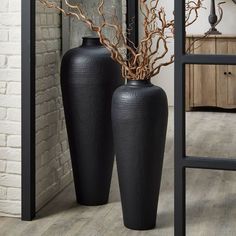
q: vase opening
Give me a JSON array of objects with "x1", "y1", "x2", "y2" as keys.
[
  {"x1": 82, "y1": 37, "x2": 102, "y2": 47},
  {"x1": 127, "y1": 79, "x2": 152, "y2": 87}
]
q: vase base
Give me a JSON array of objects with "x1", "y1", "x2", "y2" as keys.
[
  {"x1": 77, "y1": 200, "x2": 109, "y2": 206},
  {"x1": 124, "y1": 222, "x2": 156, "y2": 231}
]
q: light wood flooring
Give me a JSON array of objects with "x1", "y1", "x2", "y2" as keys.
[{"x1": 0, "y1": 108, "x2": 236, "y2": 236}]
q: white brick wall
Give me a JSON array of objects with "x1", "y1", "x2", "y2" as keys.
[
  {"x1": 36, "y1": 0, "x2": 72, "y2": 211},
  {"x1": 0, "y1": 0, "x2": 21, "y2": 217}
]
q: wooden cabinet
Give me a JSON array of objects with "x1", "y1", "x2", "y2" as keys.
[{"x1": 186, "y1": 35, "x2": 236, "y2": 111}]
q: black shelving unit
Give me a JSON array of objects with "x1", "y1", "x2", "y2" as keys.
[{"x1": 174, "y1": 1, "x2": 236, "y2": 235}]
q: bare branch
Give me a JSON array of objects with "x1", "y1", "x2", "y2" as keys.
[{"x1": 40, "y1": 0, "x2": 205, "y2": 80}]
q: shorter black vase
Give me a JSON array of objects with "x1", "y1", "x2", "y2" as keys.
[{"x1": 112, "y1": 80, "x2": 168, "y2": 230}]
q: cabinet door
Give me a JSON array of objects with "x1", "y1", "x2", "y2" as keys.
[
  {"x1": 217, "y1": 64, "x2": 228, "y2": 108},
  {"x1": 226, "y1": 39, "x2": 236, "y2": 107},
  {"x1": 227, "y1": 65, "x2": 236, "y2": 107},
  {"x1": 193, "y1": 39, "x2": 217, "y2": 107},
  {"x1": 193, "y1": 65, "x2": 217, "y2": 107},
  {"x1": 217, "y1": 39, "x2": 236, "y2": 108}
]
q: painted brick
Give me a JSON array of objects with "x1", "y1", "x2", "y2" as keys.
[
  {"x1": 0, "y1": 160, "x2": 6, "y2": 172},
  {"x1": 0, "y1": 147, "x2": 21, "y2": 161},
  {"x1": 36, "y1": 41, "x2": 47, "y2": 54},
  {"x1": 9, "y1": 28, "x2": 21, "y2": 42},
  {"x1": 0, "y1": 0, "x2": 9, "y2": 13},
  {"x1": 6, "y1": 161, "x2": 21, "y2": 174},
  {"x1": 0, "y1": 108, "x2": 7, "y2": 120},
  {"x1": 36, "y1": 1, "x2": 45, "y2": 14},
  {"x1": 0, "y1": 187, "x2": 7, "y2": 200},
  {"x1": 0, "y1": 121, "x2": 21, "y2": 135},
  {"x1": 0, "y1": 134, "x2": 6, "y2": 147},
  {"x1": 0, "y1": 70, "x2": 21, "y2": 82},
  {"x1": 7, "y1": 82, "x2": 21, "y2": 95},
  {"x1": 7, "y1": 108, "x2": 21, "y2": 122},
  {"x1": 0, "y1": 82, "x2": 7, "y2": 94},
  {"x1": 7, "y1": 135, "x2": 21, "y2": 148},
  {"x1": 0, "y1": 200, "x2": 21, "y2": 216},
  {"x1": 47, "y1": 14, "x2": 54, "y2": 25},
  {"x1": 0, "y1": 95, "x2": 21, "y2": 108},
  {"x1": 0, "y1": 174, "x2": 20, "y2": 188},
  {"x1": 42, "y1": 28, "x2": 50, "y2": 39},
  {"x1": 0, "y1": 0, "x2": 21, "y2": 217},
  {"x1": 0, "y1": 42, "x2": 21, "y2": 55},
  {"x1": 0, "y1": 13, "x2": 21, "y2": 26},
  {"x1": 0, "y1": 31, "x2": 8, "y2": 42},
  {"x1": 9, "y1": 0, "x2": 21, "y2": 12},
  {"x1": 7, "y1": 56, "x2": 21, "y2": 69},
  {"x1": 7, "y1": 187, "x2": 21, "y2": 200},
  {"x1": 0, "y1": 56, "x2": 7, "y2": 68},
  {"x1": 40, "y1": 14, "x2": 47, "y2": 25}
]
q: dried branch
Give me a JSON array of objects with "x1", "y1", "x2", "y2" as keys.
[
  {"x1": 185, "y1": 0, "x2": 204, "y2": 27},
  {"x1": 216, "y1": 1, "x2": 226, "y2": 27},
  {"x1": 40, "y1": 0, "x2": 206, "y2": 80}
]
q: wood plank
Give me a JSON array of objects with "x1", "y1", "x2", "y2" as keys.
[
  {"x1": 216, "y1": 38, "x2": 236, "y2": 108},
  {"x1": 227, "y1": 39, "x2": 236, "y2": 107},
  {"x1": 193, "y1": 64, "x2": 217, "y2": 107},
  {"x1": 187, "y1": 37, "x2": 217, "y2": 107}
]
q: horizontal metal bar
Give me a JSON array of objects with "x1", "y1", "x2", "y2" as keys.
[
  {"x1": 183, "y1": 156, "x2": 236, "y2": 171},
  {"x1": 181, "y1": 54, "x2": 236, "y2": 65}
]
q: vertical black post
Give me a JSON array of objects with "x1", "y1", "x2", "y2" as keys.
[
  {"x1": 174, "y1": 0, "x2": 186, "y2": 235},
  {"x1": 127, "y1": 0, "x2": 139, "y2": 47},
  {"x1": 62, "y1": 1, "x2": 70, "y2": 55},
  {"x1": 21, "y1": 0, "x2": 36, "y2": 221}
]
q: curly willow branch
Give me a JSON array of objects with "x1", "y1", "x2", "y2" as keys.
[{"x1": 40, "y1": 0, "x2": 206, "y2": 80}]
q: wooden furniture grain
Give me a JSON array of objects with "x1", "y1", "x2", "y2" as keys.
[{"x1": 185, "y1": 35, "x2": 236, "y2": 111}]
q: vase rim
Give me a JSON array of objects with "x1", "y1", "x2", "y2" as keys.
[
  {"x1": 82, "y1": 37, "x2": 102, "y2": 47},
  {"x1": 127, "y1": 79, "x2": 153, "y2": 87}
]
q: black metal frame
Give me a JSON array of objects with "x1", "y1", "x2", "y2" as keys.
[
  {"x1": 21, "y1": 0, "x2": 36, "y2": 221},
  {"x1": 21, "y1": 0, "x2": 138, "y2": 221},
  {"x1": 174, "y1": 1, "x2": 236, "y2": 235}
]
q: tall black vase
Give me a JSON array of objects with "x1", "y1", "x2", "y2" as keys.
[
  {"x1": 112, "y1": 80, "x2": 168, "y2": 230},
  {"x1": 61, "y1": 37, "x2": 123, "y2": 206}
]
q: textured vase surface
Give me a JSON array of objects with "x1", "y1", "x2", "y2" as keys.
[
  {"x1": 112, "y1": 80, "x2": 168, "y2": 230},
  {"x1": 61, "y1": 37, "x2": 123, "y2": 205}
]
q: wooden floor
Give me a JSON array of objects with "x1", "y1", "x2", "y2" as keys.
[{"x1": 1, "y1": 109, "x2": 236, "y2": 236}]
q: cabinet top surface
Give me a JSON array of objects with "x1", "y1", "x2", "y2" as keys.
[{"x1": 186, "y1": 34, "x2": 236, "y2": 39}]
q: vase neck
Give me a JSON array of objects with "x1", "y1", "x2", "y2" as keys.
[
  {"x1": 82, "y1": 37, "x2": 102, "y2": 47},
  {"x1": 127, "y1": 80, "x2": 152, "y2": 87}
]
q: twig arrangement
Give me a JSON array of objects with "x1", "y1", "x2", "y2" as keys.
[{"x1": 39, "y1": 0, "x2": 220, "y2": 80}]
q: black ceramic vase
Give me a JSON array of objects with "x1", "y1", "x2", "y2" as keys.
[
  {"x1": 61, "y1": 37, "x2": 123, "y2": 206},
  {"x1": 112, "y1": 80, "x2": 168, "y2": 230}
]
